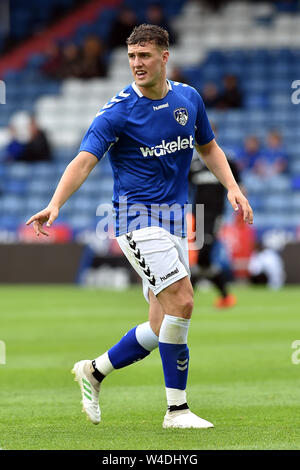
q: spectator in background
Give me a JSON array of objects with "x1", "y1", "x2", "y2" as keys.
[
  {"x1": 3, "y1": 111, "x2": 31, "y2": 162},
  {"x1": 4, "y1": 115, "x2": 51, "y2": 163},
  {"x1": 248, "y1": 240, "x2": 285, "y2": 290},
  {"x1": 169, "y1": 65, "x2": 190, "y2": 85},
  {"x1": 58, "y1": 41, "x2": 81, "y2": 79},
  {"x1": 145, "y1": 3, "x2": 177, "y2": 45},
  {"x1": 42, "y1": 41, "x2": 81, "y2": 79},
  {"x1": 41, "y1": 41, "x2": 63, "y2": 79},
  {"x1": 236, "y1": 136, "x2": 263, "y2": 173},
  {"x1": 42, "y1": 37, "x2": 107, "y2": 80},
  {"x1": 257, "y1": 130, "x2": 288, "y2": 177},
  {"x1": 217, "y1": 74, "x2": 243, "y2": 110},
  {"x1": 4, "y1": 124, "x2": 26, "y2": 162},
  {"x1": 202, "y1": 82, "x2": 220, "y2": 109},
  {"x1": 19, "y1": 116, "x2": 52, "y2": 163},
  {"x1": 109, "y1": 7, "x2": 138, "y2": 49},
  {"x1": 76, "y1": 35, "x2": 107, "y2": 79}
]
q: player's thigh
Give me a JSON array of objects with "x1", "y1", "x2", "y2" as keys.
[{"x1": 116, "y1": 226, "x2": 189, "y2": 302}]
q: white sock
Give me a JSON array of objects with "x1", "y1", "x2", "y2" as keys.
[
  {"x1": 95, "y1": 351, "x2": 114, "y2": 376},
  {"x1": 166, "y1": 388, "x2": 187, "y2": 407}
]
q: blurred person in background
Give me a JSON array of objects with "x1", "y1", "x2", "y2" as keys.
[
  {"x1": 3, "y1": 114, "x2": 51, "y2": 163},
  {"x1": 256, "y1": 130, "x2": 289, "y2": 177},
  {"x1": 248, "y1": 240, "x2": 285, "y2": 290},
  {"x1": 168, "y1": 64, "x2": 190, "y2": 85},
  {"x1": 236, "y1": 135, "x2": 264, "y2": 174},
  {"x1": 3, "y1": 111, "x2": 31, "y2": 162},
  {"x1": 76, "y1": 35, "x2": 107, "y2": 79},
  {"x1": 109, "y1": 7, "x2": 138, "y2": 49},
  {"x1": 41, "y1": 41, "x2": 63, "y2": 79},
  {"x1": 145, "y1": 3, "x2": 177, "y2": 45},
  {"x1": 3, "y1": 124, "x2": 26, "y2": 162},
  {"x1": 19, "y1": 116, "x2": 52, "y2": 163},
  {"x1": 202, "y1": 81, "x2": 220, "y2": 109},
  {"x1": 189, "y1": 124, "x2": 241, "y2": 308},
  {"x1": 217, "y1": 74, "x2": 243, "y2": 110},
  {"x1": 58, "y1": 41, "x2": 81, "y2": 79}
]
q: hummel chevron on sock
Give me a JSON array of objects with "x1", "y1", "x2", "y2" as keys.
[{"x1": 159, "y1": 314, "x2": 190, "y2": 408}]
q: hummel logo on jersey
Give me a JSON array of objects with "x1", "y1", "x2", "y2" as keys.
[
  {"x1": 140, "y1": 135, "x2": 193, "y2": 157},
  {"x1": 153, "y1": 103, "x2": 169, "y2": 111}
]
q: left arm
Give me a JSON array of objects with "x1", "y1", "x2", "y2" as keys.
[{"x1": 195, "y1": 139, "x2": 253, "y2": 224}]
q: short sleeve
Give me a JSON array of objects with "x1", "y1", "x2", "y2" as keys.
[
  {"x1": 79, "y1": 114, "x2": 117, "y2": 161},
  {"x1": 194, "y1": 91, "x2": 215, "y2": 146}
]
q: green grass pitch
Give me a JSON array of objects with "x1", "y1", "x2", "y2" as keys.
[{"x1": 0, "y1": 284, "x2": 300, "y2": 450}]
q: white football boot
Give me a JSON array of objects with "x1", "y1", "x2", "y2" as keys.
[
  {"x1": 163, "y1": 408, "x2": 214, "y2": 429},
  {"x1": 71, "y1": 360, "x2": 101, "y2": 425}
]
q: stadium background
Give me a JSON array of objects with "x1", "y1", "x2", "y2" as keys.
[{"x1": 0, "y1": 0, "x2": 300, "y2": 451}]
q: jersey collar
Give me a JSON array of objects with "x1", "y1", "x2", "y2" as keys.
[{"x1": 131, "y1": 79, "x2": 172, "y2": 98}]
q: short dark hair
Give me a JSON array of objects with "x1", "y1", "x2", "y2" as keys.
[{"x1": 126, "y1": 24, "x2": 169, "y2": 50}]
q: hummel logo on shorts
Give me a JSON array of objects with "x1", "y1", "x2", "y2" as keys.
[{"x1": 160, "y1": 267, "x2": 179, "y2": 282}]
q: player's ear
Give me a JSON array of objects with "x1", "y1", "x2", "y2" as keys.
[{"x1": 162, "y1": 50, "x2": 169, "y2": 64}]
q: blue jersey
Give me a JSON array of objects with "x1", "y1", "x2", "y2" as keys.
[{"x1": 79, "y1": 80, "x2": 214, "y2": 236}]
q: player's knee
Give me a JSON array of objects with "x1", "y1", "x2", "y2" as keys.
[
  {"x1": 169, "y1": 288, "x2": 194, "y2": 318},
  {"x1": 157, "y1": 278, "x2": 194, "y2": 318}
]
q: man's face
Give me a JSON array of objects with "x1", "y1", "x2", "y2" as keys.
[
  {"x1": 245, "y1": 137, "x2": 259, "y2": 153},
  {"x1": 127, "y1": 41, "x2": 169, "y2": 88}
]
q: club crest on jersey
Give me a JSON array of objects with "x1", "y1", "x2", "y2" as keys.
[{"x1": 174, "y1": 107, "x2": 188, "y2": 126}]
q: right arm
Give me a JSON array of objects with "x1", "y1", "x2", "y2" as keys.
[{"x1": 26, "y1": 151, "x2": 98, "y2": 236}]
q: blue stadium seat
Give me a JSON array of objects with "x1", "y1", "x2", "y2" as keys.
[
  {"x1": 291, "y1": 193, "x2": 300, "y2": 211},
  {"x1": 1, "y1": 194, "x2": 26, "y2": 215},
  {"x1": 26, "y1": 196, "x2": 50, "y2": 213},
  {"x1": 263, "y1": 194, "x2": 287, "y2": 211},
  {"x1": 66, "y1": 214, "x2": 94, "y2": 230},
  {"x1": 30, "y1": 162, "x2": 56, "y2": 179},
  {"x1": 6, "y1": 163, "x2": 32, "y2": 180},
  {"x1": 244, "y1": 93, "x2": 269, "y2": 109},
  {"x1": 267, "y1": 175, "x2": 291, "y2": 192},
  {"x1": 3, "y1": 180, "x2": 27, "y2": 195},
  {"x1": 0, "y1": 215, "x2": 20, "y2": 230},
  {"x1": 27, "y1": 179, "x2": 56, "y2": 196},
  {"x1": 247, "y1": 194, "x2": 264, "y2": 211}
]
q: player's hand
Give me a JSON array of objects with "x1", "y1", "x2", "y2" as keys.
[
  {"x1": 227, "y1": 187, "x2": 253, "y2": 224},
  {"x1": 26, "y1": 205, "x2": 59, "y2": 236}
]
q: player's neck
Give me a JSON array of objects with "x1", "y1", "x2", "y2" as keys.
[{"x1": 136, "y1": 78, "x2": 169, "y2": 100}]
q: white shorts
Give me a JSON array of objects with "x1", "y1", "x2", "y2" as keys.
[{"x1": 117, "y1": 226, "x2": 190, "y2": 303}]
